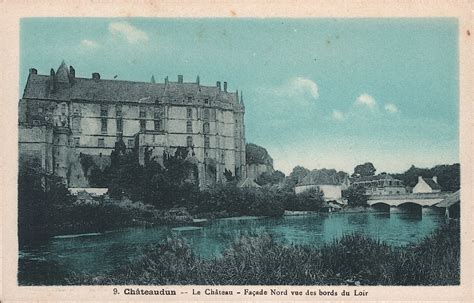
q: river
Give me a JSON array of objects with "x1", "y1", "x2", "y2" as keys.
[{"x1": 19, "y1": 209, "x2": 445, "y2": 285}]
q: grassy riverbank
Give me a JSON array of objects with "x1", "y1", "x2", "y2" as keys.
[{"x1": 67, "y1": 220, "x2": 459, "y2": 286}]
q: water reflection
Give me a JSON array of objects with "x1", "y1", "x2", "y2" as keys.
[{"x1": 19, "y1": 211, "x2": 445, "y2": 284}]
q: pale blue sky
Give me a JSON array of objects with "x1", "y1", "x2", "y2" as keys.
[{"x1": 20, "y1": 18, "x2": 459, "y2": 174}]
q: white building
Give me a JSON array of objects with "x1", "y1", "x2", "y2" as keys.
[
  {"x1": 294, "y1": 170, "x2": 344, "y2": 202},
  {"x1": 412, "y1": 176, "x2": 441, "y2": 194}
]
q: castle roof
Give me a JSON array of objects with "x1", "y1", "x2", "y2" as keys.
[
  {"x1": 55, "y1": 60, "x2": 70, "y2": 83},
  {"x1": 23, "y1": 69, "x2": 240, "y2": 106}
]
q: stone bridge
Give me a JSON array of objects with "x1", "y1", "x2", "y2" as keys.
[{"x1": 367, "y1": 192, "x2": 451, "y2": 207}]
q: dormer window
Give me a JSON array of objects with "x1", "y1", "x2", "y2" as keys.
[{"x1": 204, "y1": 98, "x2": 209, "y2": 105}]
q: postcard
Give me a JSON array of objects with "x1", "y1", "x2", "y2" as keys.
[{"x1": 1, "y1": 0, "x2": 472, "y2": 302}]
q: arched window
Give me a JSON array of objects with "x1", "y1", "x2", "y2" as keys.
[
  {"x1": 186, "y1": 120, "x2": 192, "y2": 133},
  {"x1": 203, "y1": 122, "x2": 209, "y2": 134}
]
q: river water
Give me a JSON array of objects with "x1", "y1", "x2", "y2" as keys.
[{"x1": 19, "y1": 209, "x2": 445, "y2": 285}]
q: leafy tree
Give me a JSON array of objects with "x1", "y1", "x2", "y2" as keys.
[
  {"x1": 18, "y1": 166, "x2": 72, "y2": 247},
  {"x1": 284, "y1": 166, "x2": 310, "y2": 190},
  {"x1": 246, "y1": 143, "x2": 273, "y2": 165},
  {"x1": 223, "y1": 169, "x2": 236, "y2": 182},
  {"x1": 343, "y1": 186, "x2": 368, "y2": 207},
  {"x1": 352, "y1": 162, "x2": 376, "y2": 177},
  {"x1": 256, "y1": 170, "x2": 286, "y2": 186},
  {"x1": 391, "y1": 164, "x2": 460, "y2": 192}
]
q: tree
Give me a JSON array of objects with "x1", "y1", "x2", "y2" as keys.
[
  {"x1": 284, "y1": 166, "x2": 310, "y2": 190},
  {"x1": 391, "y1": 163, "x2": 460, "y2": 192},
  {"x1": 352, "y1": 162, "x2": 376, "y2": 177},
  {"x1": 223, "y1": 169, "x2": 236, "y2": 182},
  {"x1": 342, "y1": 186, "x2": 368, "y2": 207},
  {"x1": 18, "y1": 167, "x2": 72, "y2": 246},
  {"x1": 255, "y1": 170, "x2": 285, "y2": 186}
]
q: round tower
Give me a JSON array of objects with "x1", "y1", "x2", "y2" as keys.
[{"x1": 53, "y1": 126, "x2": 71, "y2": 185}]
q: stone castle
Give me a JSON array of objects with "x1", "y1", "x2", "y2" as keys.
[{"x1": 19, "y1": 61, "x2": 246, "y2": 187}]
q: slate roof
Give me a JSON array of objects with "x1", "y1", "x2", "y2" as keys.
[
  {"x1": 23, "y1": 69, "x2": 239, "y2": 105},
  {"x1": 297, "y1": 169, "x2": 342, "y2": 186},
  {"x1": 423, "y1": 177, "x2": 442, "y2": 190}
]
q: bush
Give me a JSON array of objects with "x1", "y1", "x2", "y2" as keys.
[{"x1": 69, "y1": 221, "x2": 460, "y2": 285}]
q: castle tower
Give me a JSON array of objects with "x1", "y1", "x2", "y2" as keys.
[{"x1": 53, "y1": 126, "x2": 71, "y2": 185}]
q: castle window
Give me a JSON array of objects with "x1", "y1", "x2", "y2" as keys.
[
  {"x1": 140, "y1": 120, "x2": 146, "y2": 131},
  {"x1": 98, "y1": 138, "x2": 105, "y2": 147},
  {"x1": 116, "y1": 105, "x2": 122, "y2": 117},
  {"x1": 37, "y1": 107, "x2": 43, "y2": 114},
  {"x1": 154, "y1": 108, "x2": 162, "y2": 119},
  {"x1": 187, "y1": 108, "x2": 192, "y2": 118},
  {"x1": 116, "y1": 118, "x2": 123, "y2": 132},
  {"x1": 186, "y1": 136, "x2": 193, "y2": 147},
  {"x1": 204, "y1": 98, "x2": 209, "y2": 105},
  {"x1": 139, "y1": 108, "x2": 146, "y2": 118},
  {"x1": 203, "y1": 122, "x2": 210, "y2": 134},
  {"x1": 203, "y1": 108, "x2": 209, "y2": 120},
  {"x1": 72, "y1": 117, "x2": 80, "y2": 130},
  {"x1": 186, "y1": 120, "x2": 192, "y2": 133},
  {"x1": 188, "y1": 97, "x2": 192, "y2": 103},
  {"x1": 100, "y1": 105, "x2": 107, "y2": 117},
  {"x1": 154, "y1": 120, "x2": 161, "y2": 131},
  {"x1": 101, "y1": 118, "x2": 108, "y2": 132},
  {"x1": 61, "y1": 103, "x2": 67, "y2": 114},
  {"x1": 128, "y1": 139, "x2": 134, "y2": 147},
  {"x1": 74, "y1": 137, "x2": 80, "y2": 147},
  {"x1": 204, "y1": 136, "x2": 210, "y2": 148}
]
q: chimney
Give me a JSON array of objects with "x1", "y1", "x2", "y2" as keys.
[
  {"x1": 92, "y1": 72, "x2": 100, "y2": 80},
  {"x1": 196, "y1": 75, "x2": 200, "y2": 85},
  {"x1": 165, "y1": 76, "x2": 169, "y2": 85},
  {"x1": 178, "y1": 75, "x2": 183, "y2": 83},
  {"x1": 224, "y1": 81, "x2": 227, "y2": 92},
  {"x1": 69, "y1": 66, "x2": 75, "y2": 80},
  {"x1": 432, "y1": 176, "x2": 438, "y2": 183},
  {"x1": 29, "y1": 68, "x2": 37, "y2": 75},
  {"x1": 216, "y1": 81, "x2": 221, "y2": 91}
]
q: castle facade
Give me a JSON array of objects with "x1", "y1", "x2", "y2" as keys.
[{"x1": 19, "y1": 61, "x2": 246, "y2": 187}]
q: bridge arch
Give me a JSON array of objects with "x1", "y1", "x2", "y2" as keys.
[
  {"x1": 370, "y1": 202, "x2": 391, "y2": 212},
  {"x1": 397, "y1": 202, "x2": 423, "y2": 214}
]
